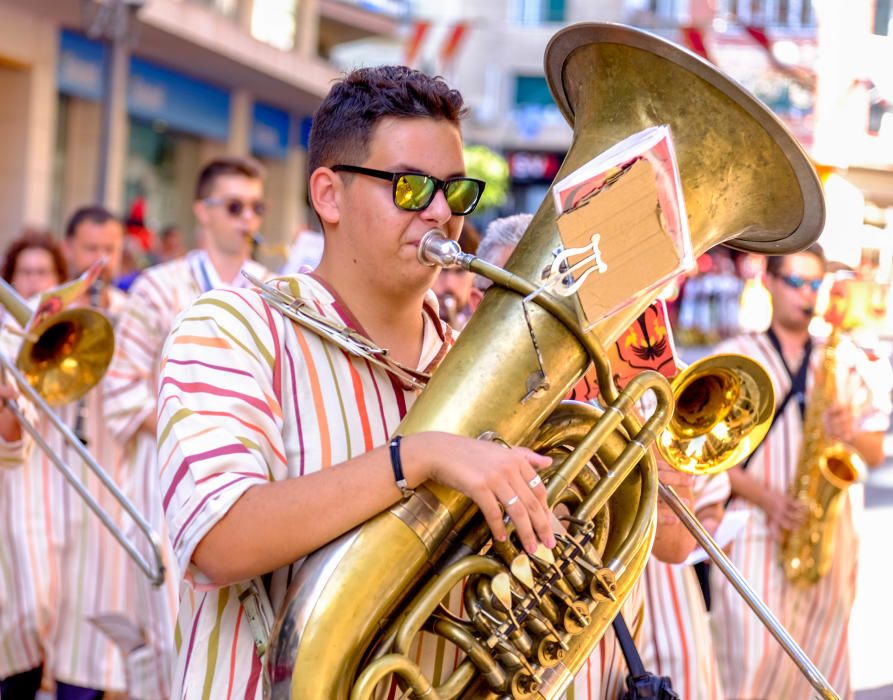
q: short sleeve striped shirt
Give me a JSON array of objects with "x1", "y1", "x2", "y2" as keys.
[{"x1": 158, "y1": 274, "x2": 452, "y2": 698}]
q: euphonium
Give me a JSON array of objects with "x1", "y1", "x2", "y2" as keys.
[
  {"x1": 780, "y1": 328, "x2": 865, "y2": 584},
  {"x1": 263, "y1": 23, "x2": 825, "y2": 699}
]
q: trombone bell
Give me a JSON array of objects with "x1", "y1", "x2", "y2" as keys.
[
  {"x1": 18, "y1": 308, "x2": 115, "y2": 407},
  {"x1": 659, "y1": 354, "x2": 774, "y2": 475}
]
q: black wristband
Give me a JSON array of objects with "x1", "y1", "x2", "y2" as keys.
[{"x1": 389, "y1": 435, "x2": 414, "y2": 499}]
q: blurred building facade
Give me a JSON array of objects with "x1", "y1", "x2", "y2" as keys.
[
  {"x1": 0, "y1": 0, "x2": 404, "y2": 262},
  {"x1": 329, "y1": 0, "x2": 891, "y2": 255},
  {"x1": 0, "y1": 0, "x2": 889, "y2": 267}
]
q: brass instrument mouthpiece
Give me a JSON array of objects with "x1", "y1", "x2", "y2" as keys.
[{"x1": 417, "y1": 229, "x2": 472, "y2": 269}]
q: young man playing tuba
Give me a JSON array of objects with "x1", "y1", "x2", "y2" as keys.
[{"x1": 157, "y1": 67, "x2": 556, "y2": 698}]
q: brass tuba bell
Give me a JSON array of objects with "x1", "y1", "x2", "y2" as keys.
[{"x1": 264, "y1": 23, "x2": 825, "y2": 699}]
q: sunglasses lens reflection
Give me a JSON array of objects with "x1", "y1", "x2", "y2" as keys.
[
  {"x1": 445, "y1": 179, "x2": 481, "y2": 215},
  {"x1": 224, "y1": 200, "x2": 265, "y2": 217},
  {"x1": 783, "y1": 274, "x2": 821, "y2": 292},
  {"x1": 395, "y1": 174, "x2": 435, "y2": 211}
]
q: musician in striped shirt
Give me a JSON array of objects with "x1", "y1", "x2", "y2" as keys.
[
  {"x1": 103, "y1": 157, "x2": 273, "y2": 698},
  {"x1": 640, "y1": 472, "x2": 729, "y2": 700},
  {"x1": 0, "y1": 208, "x2": 133, "y2": 699},
  {"x1": 710, "y1": 246, "x2": 892, "y2": 699},
  {"x1": 157, "y1": 67, "x2": 556, "y2": 699}
]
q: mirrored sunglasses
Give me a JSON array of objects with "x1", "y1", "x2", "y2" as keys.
[
  {"x1": 204, "y1": 197, "x2": 267, "y2": 218},
  {"x1": 779, "y1": 273, "x2": 822, "y2": 292},
  {"x1": 332, "y1": 165, "x2": 485, "y2": 216}
]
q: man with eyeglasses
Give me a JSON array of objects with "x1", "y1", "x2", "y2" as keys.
[
  {"x1": 155, "y1": 66, "x2": 556, "y2": 699},
  {"x1": 710, "y1": 244, "x2": 892, "y2": 699},
  {"x1": 102, "y1": 156, "x2": 272, "y2": 698}
]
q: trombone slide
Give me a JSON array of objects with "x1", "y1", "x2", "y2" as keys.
[
  {"x1": 658, "y1": 482, "x2": 839, "y2": 700},
  {"x1": 0, "y1": 353, "x2": 165, "y2": 586}
]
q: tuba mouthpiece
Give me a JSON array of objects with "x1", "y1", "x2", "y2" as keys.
[{"x1": 418, "y1": 230, "x2": 469, "y2": 268}]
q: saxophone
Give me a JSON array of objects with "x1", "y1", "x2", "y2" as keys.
[{"x1": 780, "y1": 328, "x2": 866, "y2": 584}]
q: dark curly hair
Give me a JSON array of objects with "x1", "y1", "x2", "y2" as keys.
[
  {"x1": 765, "y1": 243, "x2": 826, "y2": 277},
  {"x1": 1, "y1": 230, "x2": 68, "y2": 285},
  {"x1": 308, "y1": 65, "x2": 466, "y2": 177}
]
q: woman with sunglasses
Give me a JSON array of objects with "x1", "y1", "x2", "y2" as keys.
[{"x1": 710, "y1": 244, "x2": 892, "y2": 699}]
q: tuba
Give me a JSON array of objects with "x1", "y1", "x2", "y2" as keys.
[{"x1": 264, "y1": 23, "x2": 825, "y2": 699}]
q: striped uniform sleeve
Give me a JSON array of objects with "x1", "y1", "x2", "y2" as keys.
[
  {"x1": 848, "y1": 345, "x2": 893, "y2": 434},
  {"x1": 0, "y1": 326, "x2": 36, "y2": 469},
  {"x1": 103, "y1": 270, "x2": 169, "y2": 445},
  {"x1": 157, "y1": 287, "x2": 287, "y2": 586}
]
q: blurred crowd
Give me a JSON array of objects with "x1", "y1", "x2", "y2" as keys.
[{"x1": 0, "y1": 139, "x2": 891, "y2": 700}]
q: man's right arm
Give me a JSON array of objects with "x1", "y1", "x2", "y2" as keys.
[
  {"x1": 159, "y1": 289, "x2": 555, "y2": 588},
  {"x1": 728, "y1": 465, "x2": 804, "y2": 532},
  {"x1": 191, "y1": 432, "x2": 554, "y2": 585}
]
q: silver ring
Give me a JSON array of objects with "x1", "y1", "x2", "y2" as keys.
[
  {"x1": 528, "y1": 475, "x2": 543, "y2": 489},
  {"x1": 505, "y1": 495, "x2": 520, "y2": 507}
]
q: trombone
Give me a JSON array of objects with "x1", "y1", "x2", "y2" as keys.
[{"x1": 0, "y1": 278, "x2": 165, "y2": 586}]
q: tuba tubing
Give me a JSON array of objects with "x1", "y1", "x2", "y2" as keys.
[{"x1": 265, "y1": 22, "x2": 827, "y2": 699}]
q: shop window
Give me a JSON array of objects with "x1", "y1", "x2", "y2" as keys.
[
  {"x1": 50, "y1": 95, "x2": 70, "y2": 234},
  {"x1": 126, "y1": 119, "x2": 202, "y2": 249},
  {"x1": 716, "y1": 0, "x2": 814, "y2": 28},
  {"x1": 875, "y1": 0, "x2": 891, "y2": 35},
  {"x1": 516, "y1": 0, "x2": 566, "y2": 25},
  {"x1": 514, "y1": 75, "x2": 554, "y2": 108},
  {"x1": 251, "y1": 0, "x2": 298, "y2": 51}
]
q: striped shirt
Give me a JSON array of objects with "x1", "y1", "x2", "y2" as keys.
[
  {"x1": 710, "y1": 332, "x2": 892, "y2": 700},
  {"x1": 102, "y1": 251, "x2": 271, "y2": 698},
  {"x1": 159, "y1": 271, "x2": 661, "y2": 698},
  {"x1": 158, "y1": 274, "x2": 454, "y2": 698},
  {"x1": 0, "y1": 289, "x2": 141, "y2": 690},
  {"x1": 640, "y1": 473, "x2": 730, "y2": 700},
  {"x1": 564, "y1": 584, "x2": 646, "y2": 699}
]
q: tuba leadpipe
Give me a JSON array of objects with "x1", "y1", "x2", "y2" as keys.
[{"x1": 0, "y1": 278, "x2": 165, "y2": 585}]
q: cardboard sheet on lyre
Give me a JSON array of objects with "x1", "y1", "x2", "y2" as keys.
[{"x1": 555, "y1": 158, "x2": 681, "y2": 326}]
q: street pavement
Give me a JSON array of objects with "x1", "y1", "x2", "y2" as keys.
[{"x1": 852, "y1": 439, "x2": 893, "y2": 700}]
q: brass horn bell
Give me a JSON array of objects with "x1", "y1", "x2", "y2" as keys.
[
  {"x1": 660, "y1": 354, "x2": 775, "y2": 475},
  {"x1": 0, "y1": 278, "x2": 114, "y2": 406}
]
